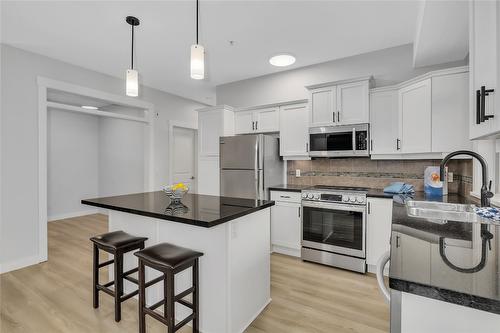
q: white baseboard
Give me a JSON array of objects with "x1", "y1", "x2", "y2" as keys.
[
  {"x1": 48, "y1": 209, "x2": 102, "y2": 222},
  {"x1": 271, "y1": 244, "x2": 301, "y2": 258},
  {"x1": 0, "y1": 255, "x2": 41, "y2": 274}
]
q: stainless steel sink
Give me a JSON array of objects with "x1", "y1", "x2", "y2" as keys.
[{"x1": 406, "y1": 200, "x2": 479, "y2": 223}]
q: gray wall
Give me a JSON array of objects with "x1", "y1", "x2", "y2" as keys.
[
  {"x1": 0, "y1": 44, "x2": 205, "y2": 269},
  {"x1": 216, "y1": 44, "x2": 467, "y2": 108},
  {"x1": 47, "y1": 110, "x2": 100, "y2": 219}
]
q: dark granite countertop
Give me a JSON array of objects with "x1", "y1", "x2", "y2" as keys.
[
  {"x1": 268, "y1": 184, "x2": 311, "y2": 192},
  {"x1": 389, "y1": 192, "x2": 500, "y2": 314},
  {"x1": 82, "y1": 191, "x2": 274, "y2": 228}
]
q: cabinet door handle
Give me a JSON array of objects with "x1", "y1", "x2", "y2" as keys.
[
  {"x1": 298, "y1": 207, "x2": 301, "y2": 218},
  {"x1": 337, "y1": 111, "x2": 340, "y2": 123},
  {"x1": 370, "y1": 139, "x2": 373, "y2": 151},
  {"x1": 367, "y1": 201, "x2": 371, "y2": 214},
  {"x1": 476, "y1": 89, "x2": 481, "y2": 124},
  {"x1": 256, "y1": 121, "x2": 258, "y2": 131},
  {"x1": 252, "y1": 121, "x2": 255, "y2": 131},
  {"x1": 306, "y1": 143, "x2": 309, "y2": 152},
  {"x1": 332, "y1": 111, "x2": 336, "y2": 123},
  {"x1": 479, "y1": 86, "x2": 495, "y2": 123},
  {"x1": 396, "y1": 138, "x2": 401, "y2": 150},
  {"x1": 280, "y1": 195, "x2": 291, "y2": 199},
  {"x1": 396, "y1": 235, "x2": 401, "y2": 248}
]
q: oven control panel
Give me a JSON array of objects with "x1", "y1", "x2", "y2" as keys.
[{"x1": 301, "y1": 191, "x2": 366, "y2": 205}]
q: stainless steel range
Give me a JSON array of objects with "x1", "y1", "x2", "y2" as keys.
[{"x1": 301, "y1": 185, "x2": 367, "y2": 273}]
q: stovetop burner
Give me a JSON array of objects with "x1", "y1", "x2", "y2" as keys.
[{"x1": 311, "y1": 185, "x2": 369, "y2": 192}]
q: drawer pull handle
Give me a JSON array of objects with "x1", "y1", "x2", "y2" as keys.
[{"x1": 280, "y1": 195, "x2": 291, "y2": 198}]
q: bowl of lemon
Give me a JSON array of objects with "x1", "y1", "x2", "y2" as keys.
[{"x1": 163, "y1": 182, "x2": 189, "y2": 203}]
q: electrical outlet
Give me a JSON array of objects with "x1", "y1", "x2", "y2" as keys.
[
  {"x1": 448, "y1": 172, "x2": 454, "y2": 182},
  {"x1": 295, "y1": 169, "x2": 301, "y2": 177}
]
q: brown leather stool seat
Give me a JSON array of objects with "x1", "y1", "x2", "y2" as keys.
[
  {"x1": 90, "y1": 230, "x2": 148, "y2": 322},
  {"x1": 134, "y1": 243, "x2": 203, "y2": 333}
]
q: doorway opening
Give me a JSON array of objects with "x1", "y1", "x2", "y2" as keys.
[{"x1": 168, "y1": 121, "x2": 198, "y2": 193}]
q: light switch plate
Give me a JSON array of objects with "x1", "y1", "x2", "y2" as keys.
[{"x1": 295, "y1": 169, "x2": 301, "y2": 177}]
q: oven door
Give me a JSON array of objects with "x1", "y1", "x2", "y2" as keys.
[{"x1": 302, "y1": 200, "x2": 366, "y2": 258}]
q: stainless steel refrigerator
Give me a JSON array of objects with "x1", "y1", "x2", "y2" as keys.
[{"x1": 220, "y1": 134, "x2": 284, "y2": 200}]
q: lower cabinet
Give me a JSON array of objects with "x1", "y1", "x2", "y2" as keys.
[
  {"x1": 270, "y1": 190, "x2": 302, "y2": 257},
  {"x1": 366, "y1": 197, "x2": 393, "y2": 274}
]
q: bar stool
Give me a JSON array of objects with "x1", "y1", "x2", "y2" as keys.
[
  {"x1": 90, "y1": 230, "x2": 148, "y2": 322},
  {"x1": 134, "y1": 243, "x2": 203, "y2": 333}
]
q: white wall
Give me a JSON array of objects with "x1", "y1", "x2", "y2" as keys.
[
  {"x1": 216, "y1": 44, "x2": 467, "y2": 107},
  {"x1": 47, "y1": 110, "x2": 99, "y2": 219},
  {"x1": 98, "y1": 108, "x2": 145, "y2": 197},
  {"x1": 0, "y1": 43, "x2": 205, "y2": 271}
]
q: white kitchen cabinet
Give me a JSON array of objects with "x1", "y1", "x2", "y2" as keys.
[
  {"x1": 196, "y1": 105, "x2": 234, "y2": 195},
  {"x1": 234, "y1": 107, "x2": 279, "y2": 134},
  {"x1": 398, "y1": 79, "x2": 432, "y2": 153},
  {"x1": 469, "y1": 0, "x2": 500, "y2": 139},
  {"x1": 366, "y1": 197, "x2": 393, "y2": 274},
  {"x1": 234, "y1": 111, "x2": 254, "y2": 134},
  {"x1": 431, "y1": 72, "x2": 471, "y2": 152},
  {"x1": 308, "y1": 78, "x2": 370, "y2": 127},
  {"x1": 279, "y1": 103, "x2": 310, "y2": 159},
  {"x1": 270, "y1": 190, "x2": 302, "y2": 257},
  {"x1": 336, "y1": 80, "x2": 369, "y2": 125},
  {"x1": 369, "y1": 89, "x2": 399, "y2": 154},
  {"x1": 309, "y1": 86, "x2": 336, "y2": 127}
]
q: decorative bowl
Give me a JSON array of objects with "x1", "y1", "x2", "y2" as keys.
[{"x1": 163, "y1": 184, "x2": 189, "y2": 203}]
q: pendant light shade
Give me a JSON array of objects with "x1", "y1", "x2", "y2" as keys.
[
  {"x1": 190, "y1": 0, "x2": 205, "y2": 80},
  {"x1": 190, "y1": 44, "x2": 205, "y2": 80},
  {"x1": 126, "y1": 69, "x2": 139, "y2": 97},
  {"x1": 125, "y1": 16, "x2": 140, "y2": 97}
]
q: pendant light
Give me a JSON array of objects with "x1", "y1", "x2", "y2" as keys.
[
  {"x1": 190, "y1": 0, "x2": 205, "y2": 80},
  {"x1": 125, "y1": 16, "x2": 140, "y2": 97}
]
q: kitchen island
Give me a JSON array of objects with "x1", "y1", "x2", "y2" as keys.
[{"x1": 82, "y1": 191, "x2": 274, "y2": 333}]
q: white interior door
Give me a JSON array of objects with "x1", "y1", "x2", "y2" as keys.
[{"x1": 172, "y1": 126, "x2": 197, "y2": 193}]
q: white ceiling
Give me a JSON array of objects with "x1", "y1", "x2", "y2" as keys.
[{"x1": 2, "y1": 1, "x2": 423, "y2": 104}]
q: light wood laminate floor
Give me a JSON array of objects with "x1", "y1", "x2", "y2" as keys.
[{"x1": 0, "y1": 214, "x2": 389, "y2": 333}]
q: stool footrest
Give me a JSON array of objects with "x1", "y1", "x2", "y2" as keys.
[
  {"x1": 177, "y1": 298, "x2": 193, "y2": 310},
  {"x1": 144, "y1": 307, "x2": 169, "y2": 326},
  {"x1": 98, "y1": 259, "x2": 115, "y2": 268},
  {"x1": 145, "y1": 275, "x2": 164, "y2": 288},
  {"x1": 102, "y1": 280, "x2": 114, "y2": 288},
  {"x1": 175, "y1": 313, "x2": 195, "y2": 331},
  {"x1": 174, "y1": 286, "x2": 194, "y2": 302},
  {"x1": 123, "y1": 267, "x2": 138, "y2": 277},
  {"x1": 96, "y1": 284, "x2": 115, "y2": 297},
  {"x1": 124, "y1": 275, "x2": 138, "y2": 284},
  {"x1": 120, "y1": 289, "x2": 139, "y2": 302},
  {"x1": 148, "y1": 299, "x2": 166, "y2": 311}
]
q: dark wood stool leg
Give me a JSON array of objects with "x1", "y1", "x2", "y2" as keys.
[
  {"x1": 92, "y1": 244, "x2": 99, "y2": 309},
  {"x1": 114, "y1": 251, "x2": 124, "y2": 322},
  {"x1": 165, "y1": 270, "x2": 175, "y2": 333},
  {"x1": 193, "y1": 259, "x2": 199, "y2": 333},
  {"x1": 138, "y1": 260, "x2": 146, "y2": 333}
]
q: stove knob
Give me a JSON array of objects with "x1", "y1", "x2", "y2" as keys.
[
  {"x1": 349, "y1": 196, "x2": 356, "y2": 202},
  {"x1": 313, "y1": 193, "x2": 320, "y2": 200},
  {"x1": 307, "y1": 193, "x2": 314, "y2": 199},
  {"x1": 302, "y1": 192, "x2": 308, "y2": 199},
  {"x1": 357, "y1": 197, "x2": 365, "y2": 203},
  {"x1": 342, "y1": 196, "x2": 349, "y2": 202}
]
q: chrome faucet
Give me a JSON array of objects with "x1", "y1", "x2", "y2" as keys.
[{"x1": 440, "y1": 150, "x2": 493, "y2": 207}]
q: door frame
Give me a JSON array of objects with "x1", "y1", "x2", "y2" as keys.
[
  {"x1": 37, "y1": 76, "x2": 155, "y2": 264},
  {"x1": 168, "y1": 120, "x2": 198, "y2": 192}
]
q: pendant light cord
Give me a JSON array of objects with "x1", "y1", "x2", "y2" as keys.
[
  {"x1": 131, "y1": 24, "x2": 134, "y2": 70},
  {"x1": 196, "y1": 0, "x2": 199, "y2": 45}
]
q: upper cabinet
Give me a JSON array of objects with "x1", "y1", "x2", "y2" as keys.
[
  {"x1": 469, "y1": 0, "x2": 500, "y2": 139},
  {"x1": 279, "y1": 103, "x2": 309, "y2": 159},
  {"x1": 307, "y1": 78, "x2": 370, "y2": 127},
  {"x1": 370, "y1": 89, "x2": 399, "y2": 154},
  {"x1": 234, "y1": 107, "x2": 279, "y2": 134},
  {"x1": 398, "y1": 79, "x2": 432, "y2": 153},
  {"x1": 370, "y1": 67, "x2": 470, "y2": 158}
]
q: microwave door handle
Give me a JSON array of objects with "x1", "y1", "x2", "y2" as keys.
[{"x1": 352, "y1": 128, "x2": 356, "y2": 153}]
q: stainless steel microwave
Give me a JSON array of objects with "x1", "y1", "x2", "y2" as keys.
[{"x1": 309, "y1": 123, "x2": 370, "y2": 157}]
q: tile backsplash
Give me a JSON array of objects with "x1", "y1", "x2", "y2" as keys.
[{"x1": 287, "y1": 158, "x2": 472, "y2": 196}]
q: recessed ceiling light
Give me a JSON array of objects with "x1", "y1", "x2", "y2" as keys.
[
  {"x1": 81, "y1": 105, "x2": 99, "y2": 110},
  {"x1": 269, "y1": 54, "x2": 296, "y2": 67}
]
